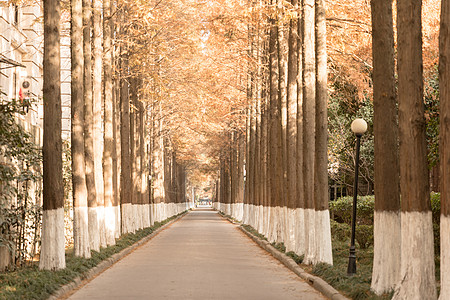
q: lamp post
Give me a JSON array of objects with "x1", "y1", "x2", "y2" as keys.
[{"x1": 347, "y1": 118, "x2": 367, "y2": 276}]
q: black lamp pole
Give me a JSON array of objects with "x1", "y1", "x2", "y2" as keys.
[{"x1": 347, "y1": 133, "x2": 362, "y2": 276}]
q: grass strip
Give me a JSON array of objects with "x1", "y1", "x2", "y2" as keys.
[{"x1": 0, "y1": 212, "x2": 185, "y2": 300}]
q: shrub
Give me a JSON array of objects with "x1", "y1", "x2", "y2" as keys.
[
  {"x1": 330, "y1": 220, "x2": 351, "y2": 241},
  {"x1": 355, "y1": 225, "x2": 374, "y2": 249},
  {"x1": 431, "y1": 192, "x2": 440, "y2": 224},
  {"x1": 330, "y1": 196, "x2": 374, "y2": 225}
]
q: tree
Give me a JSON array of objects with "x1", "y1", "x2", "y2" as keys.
[
  {"x1": 302, "y1": 0, "x2": 316, "y2": 264},
  {"x1": 393, "y1": 0, "x2": 436, "y2": 298},
  {"x1": 370, "y1": 0, "x2": 401, "y2": 294},
  {"x1": 92, "y1": 0, "x2": 106, "y2": 248},
  {"x1": 71, "y1": 0, "x2": 90, "y2": 258},
  {"x1": 314, "y1": 0, "x2": 332, "y2": 265},
  {"x1": 439, "y1": 0, "x2": 450, "y2": 297},
  {"x1": 285, "y1": 0, "x2": 299, "y2": 254},
  {"x1": 40, "y1": 0, "x2": 65, "y2": 270},
  {"x1": 83, "y1": 0, "x2": 100, "y2": 252},
  {"x1": 103, "y1": 0, "x2": 116, "y2": 245}
]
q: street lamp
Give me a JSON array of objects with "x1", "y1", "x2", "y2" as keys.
[{"x1": 347, "y1": 118, "x2": 367, "y2": 276}]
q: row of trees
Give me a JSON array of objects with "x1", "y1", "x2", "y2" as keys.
[
  {"x1": 214, "y1": 0, "x2": 449, "y2": 299},
  {"x1": 39, "y1": 0, "x2": 193, "y2": 270},
  {"x1": 215, "y1": 0, "x2": 332, "y2": 266}
]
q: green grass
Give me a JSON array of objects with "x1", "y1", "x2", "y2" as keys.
[
  {"x1": 0, "y1": 212, "x2": 185, "y2": 300},
  {"x1": 309, "y1": 240, "x2": 392, "y2": 300}
]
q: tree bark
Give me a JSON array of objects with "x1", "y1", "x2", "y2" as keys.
[
  {"x1": 71, "y1": 0, "x2": 90, "y2": 258},
  {"x1": 314, "y1": 0, "x2": 332, "y2": 265},
  {"x1": 302, "y1": 0, "x2": 316, "y2": 265},
  {"x1": 439, "y1": 0, "x2": 450, "y2": 297},
  {"x1": 393, "y1": 0, "x2": 436, "y2": 298},
  {"x1": 120, "y1": 52, "x2": 133, "y2": 234},
  {"x1": 40, "y1": 0, "x2": 65, "y2": 270},
  {"x1": 92, "y1": 0, "x2": 105, "y2": 249},
  {"x1": 370, "y1": 0, "x2": 401, "y2": 294},
  {"x1": 286, "y1": 0, "x2": 298, "y2": 253},
  {"x1": 83, "y1": 0, "x2": 100, "y2": 253},
  {"x1": 103, "y1": 0, "x2": 116, "y2": 245}
]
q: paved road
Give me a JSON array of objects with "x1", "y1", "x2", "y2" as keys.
[{"x1": 68, "y1": 209, "x2": 326, "y2": 300}]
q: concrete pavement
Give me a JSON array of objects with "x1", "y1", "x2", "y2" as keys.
[{"x1": 67, "y1": 209, "x2": 326, "y2": 300}]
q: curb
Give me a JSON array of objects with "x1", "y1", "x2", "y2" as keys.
[
  {"x1": 238, "y1": 225, "x2": 349, "y2": 300},
  {"x1": 49, "y1": 211, "x2": 189, "y2": 300}
]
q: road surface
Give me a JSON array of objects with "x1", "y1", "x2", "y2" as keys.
[{"x1": 68, "y1": 209, "x2": 326, "y2": 300}]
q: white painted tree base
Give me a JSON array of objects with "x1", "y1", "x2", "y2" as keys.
[
  {"x1": 88, "y1": 207, "x2": 100, "y2": 252},
  {"x1": 440, "y1": 215, "x2": 450, "y2": 300},
  {"x1": 114, "y1": 205, "x2": 121, "y2": 238},
  {"x1": 392, "y1": 211, "x2": 437, "y2": 300},
  {"x1": 371, "y1": 210, "x2": 401, "y2": 295},
  {"x1": 104, "y1": 205, "x2": 116, "y2": 245},
  {"x1": 303, "y1": 208, "x2": 316, "y2": 265},
  {"x1": 242, "y1": 203, "x2": 249, "y2": 224},
  {"x1": 142, "y1": 204, "x2": 151, "y2": 228},
  {"x1": 121, "y1": 203, "x2": 134, "y2": 234},
  {"x1": 97, "y1": 205, "x2": 107, "y2": 248},
  {"x1": 257, "y1": 205, "x2": 264, "y2": 234},
  {"x1": 39, "y1": 208, "x2": 66, "y2": 270},
  {"x1": 74, "y1": 206, "x2": 91, "y2": 258},
  {"x1": 294, "y1": 208, "x2": 305, "y2": 256},
  {"x1": 285, "y1": 208, "x2": 296, "y2": 253},
  {"x1": 314, "y1": 210, "x2": 333, "y2": 265}
]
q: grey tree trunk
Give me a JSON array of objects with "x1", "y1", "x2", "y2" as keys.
[
  {"x1": 393, "y1": 0, "x2": 436, "y2": 298},
  {"x1": 71, "y1": 0, "x2": 90, "y2": 258},
  {"x1": 40, "y1": 0, "x2": 65, "y2": 270},
  {"x1": 370, "y1": 0, "x2": 401, "y2": 294}
]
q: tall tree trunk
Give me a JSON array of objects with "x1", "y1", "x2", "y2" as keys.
[
  {"x1": 130, "y1": 77, "x2": 138, "y2": 231},
  {"x1": 92, "y1": 0, "x2": 106, "y2": 249},
  {"x1": 302, "y1": 0, "x2": 316, "y2": 265},
  {"x1": 439, "y1": 1, "x2": 450, "y2": 297},
  {"x1": 40, "y1": 0, "x2": 65, "y2": 270},
  {"x1": 268, "y1": 7, "x2": 283, "y2": 243},
  {"x1": 370, "y1": 0, "x2": 401, "y2": 294},
  {"x1": 120, "y1": 53, "x2": 133, "y2": 234},
  {"x1": 314, "y1": 0, "x2": 332, "y2": 265},
  {"x1": 71, "y1": 0, "x2": 90, "y2": 258},
  {"x1": 83, "y1": 0, "x2": 100, "y2": 253},
  {"x1": 103, "y1": 0, "x2": 116, "y2": 245},
  {"x1": 286, "y1": 0, "x2": 298, "y2": 253},
  {"x1": 277, "y1": 0, "x2": 289, "y2": 247},
  {"x1": 295, "y1": 1, "x2": 305, "y2": 257},
  {"x1": 393, "y1": 0, "x2": 436, "y2": 298}
]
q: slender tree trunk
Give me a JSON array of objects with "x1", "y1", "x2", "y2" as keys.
[
  {"x1": 295, "y1": 1, "x2": 305, "y2": 256},
  {"x1": 83, "y1": 0, "x2": 100, "y2": 253},
  {"x1": 120, "y1": 52, "x2": 133, "y2": 234},
  {"x1": 71, "y1": 0, "x2": 90, "y2": 258},
  {"x1": 370, "y1": 0, "x2": 401, "y2": 294},
  {"x1": 269, "y1": 7, "x2": 283, "y2": 243},
  {"x1": 302, "y1": 0, "x2": 316, "y2": 265},
  {"x1": 103, "y1": 0, "x2": 116, "y2": 245},
  {"x1": 92, "y1": 0, "x2": 105, "y2": 249},
  {"x1": 439, "y1": 1, "x2": 450, "y2": 298},
  {"x1": 40, "y1": 0, "x2": 65, "y2": 270},
  {"x1": 314, "y1": 0, "x2": 332, "y2": 265},
  {"x1": 130, "y1": 77, "x2": 138, "y2": 231},
  {"x1": 277, "y1": 0, "x2": 289, "y2": 247},
  {"x1": 393, "y1": 0, "x2": 436, "y2": 298},
  {"x1": 286, "y1": 0, "x2": 298, "y2": 253}
]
